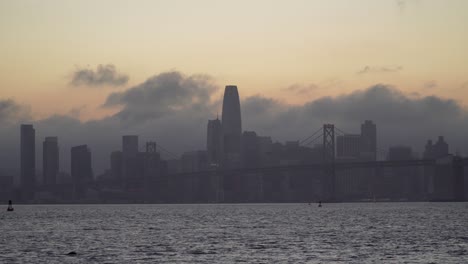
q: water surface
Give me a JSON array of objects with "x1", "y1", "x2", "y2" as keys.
[{"x1": 1, "y1": 203, "x2": 467, "y2": 263}]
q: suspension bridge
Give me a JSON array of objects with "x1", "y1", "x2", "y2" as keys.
[{"x1": 153, "y1": 124, "x2": 466, "y2": 202}]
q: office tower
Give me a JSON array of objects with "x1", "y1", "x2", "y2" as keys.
[
  {"x1": 221, "y1": 85, "x2": 242, "y2": 155},
  {"x1": 71, "y1": 145, "x2": 93, "y2": 187},
  {"x1": 423, "y1": 140, "x2": 434, "y2": 159},
  {"x1": 20, "y1": 124, "x2": 35, "y2": 195},
  {"x1": 241, "y1": 131, "x2": 260, "y2": 168},
  {"x1": 433, "y1": 136, "x2": 449, "y2": 158},
  {"x1": 336, "y1": 134, "x2": 361, "y2": 158},
  {"x1": 387, "y1": 146, "x2": 413, "y2": 161},
  {"x1": 423, "y1": 136, "x2": 449, "y2": 159},
  {"x1": 122, "y1": 135, "x2": 139, "y2": 180},
  {"x1": 43, "y1": 137, "x2": 59, "y2": 185},
  {"x1": 360, "y1": 120, "x2": 377, "y2": 161},
  {"x1": 207, "y1": 117, "x2": 223, "y2": 166},
  {"x1": 110, "y1": 151, "x2": 123, "y2": 181}
]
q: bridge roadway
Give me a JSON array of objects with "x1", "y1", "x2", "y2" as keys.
[{"x1": 169, "y1": 158, "x2": 468, "y2": 177}]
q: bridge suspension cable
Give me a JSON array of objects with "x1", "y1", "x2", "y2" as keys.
[
  {"x1": 299, "y1": 127, "x2": 323, "y2": 146},
  {"x1": 155, "y1": 143, "x2": 180, "y2": 160}
]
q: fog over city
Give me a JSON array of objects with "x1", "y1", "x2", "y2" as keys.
[{"x1": 1, "y1": 70, "x2": 467, "y2": 177}]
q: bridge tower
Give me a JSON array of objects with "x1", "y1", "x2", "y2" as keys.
[{"x1": 323, "y1": 124, "x2": 336, "y2": 201}]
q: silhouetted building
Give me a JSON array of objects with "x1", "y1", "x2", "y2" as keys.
[
  {"x1": 207, "y1": 117, "x2": 223, "y2": 166},
  {"x1": 20, "y1": 124, "x2": 35, "y2": 198},
  {"x1": 181, "y1": 151, "x2": 208, "y2": 173},
  {"x1": 433, "y1": 136, "x2": 449, "y2": 158},
  {"x1": 43, "y1": 137, "x2": 59, "y2": 186},
  {"x1": 430, "y1": 155, "x2": 464, "y2": 201},
  {"x1": 423, "y1": 136, "x2": 449, "y2": 159},
  {"x1": 360, "y1": 120, "x2": 377, "y2": 160},
  {"x1": 221, "y1": 85, "x2": 242, "y2": 167},
  {"x1": 241, "y1": 131, "x2": 260, "y2": 168},
  {"x1": 258, "y1": 136, "x2": 274, "y2": 166},
  {"x1": 423, "y1": 140, "x2": 434, "y2": 159},
  {"x1": 71, "y1": 145, "x2": 93, "y2": 196},
  {"x1": 387, "y1": 146, "x2": 413, "y2": 161},
  {"x1": 387, "y1": 146, "x2": 420, "y2": 200},
  {"x1": 110, "y1": 151, "x2": 123, "y2": 181},
  {"x1": 122, "y1": 135, "x2": 139, "y2": 183},
  {"x1": 337, "y1": 134, "x2": 361, "y2": 158}
]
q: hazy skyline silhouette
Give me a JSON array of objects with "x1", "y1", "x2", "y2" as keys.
[{"x1": 1, "y1": 74, "x2": 468, "y2": 176}]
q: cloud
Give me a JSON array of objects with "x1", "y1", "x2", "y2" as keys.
[
  {"x1": 1, "y1": 73, "x2": 468, "y2": 178},
  {"x1": 423, "y1": 80, "x2": 438, "y2": 90},
  {"x1": 283, "y1": 84, "x2": 319, "y2": 95},
  {"x1": 357, "y1": 65, "x2": 403, "y2": 75},
  {"x1": 103, "y1": 71, "x2": 218, "y2": 125},
  {"x1": 0, "y1": 99, "x2": 31, "y2": 124},
  {"x1": 396, "y1": 0, "x2": 419, "y2": 12},
  {"x1": 70, "y1": 64, "x2": 129, "y2": 87},
  {"x1": 461, "y1": 81, "x2": 468, "y2": 89}
]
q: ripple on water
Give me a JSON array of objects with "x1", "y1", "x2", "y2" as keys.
[{"x1": 1, "y1": 203, "x2": 467, "y2": 263}]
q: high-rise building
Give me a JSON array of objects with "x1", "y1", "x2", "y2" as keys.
[
  {"x1": 387, "y1": 146, "x2": 413, "y2": 161},
  {"x1": 71, "y1": 145, "x2": 93, "y2": 184},
  {"x1": 433, "y1": 136, "x2": 449, "y2": 158},
  {"x1": 207, "y1": 117, "x2": 223, "y2": 166},
  {"x1": 122, "y1": 135, "x2": 139, "y2": 181},
  {"x1": 241, "y1": 131, "x2": 260, "y2": 168},
  {"x1": 43, "y1": 137, "x2": 59, "y2": 185},
  {"x1": 360, "y1": 120, "x2": 377, "y2": 160},
  {"x1": 221, "y1": 85, "x2": 242, "y2": 168},
  {"x1": 423, "y1": 136, "x2": 449, "y2": 159},
  {"x1": 337, "y1": 134, "x2": 361, "y2": 159},
  {"x1": 423, "y1": 140, "x2": 434, "y2": 159},
  {"x1": 20, "y1": 124, "x2": 35, "y2": 195},
  {"x1": 110, "y1": 151, "x2": 122, "y2": 181}
]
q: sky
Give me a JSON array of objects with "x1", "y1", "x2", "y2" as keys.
[{"x1": 0, "y1": 0, "x2": 468, "y2": 175}]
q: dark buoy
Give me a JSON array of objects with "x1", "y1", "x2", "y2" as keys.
[
  {"x1": 7, "y1": 200, "x2": 14, "y2": 212},
  {"x1": 318, "y1": 201, "x2": 322, "y2": 208}
]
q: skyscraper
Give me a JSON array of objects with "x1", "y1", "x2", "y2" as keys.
[
  {"x1": 20, "y1": 124, "x2": 35, "y2": 196},
  {"x1": 360, "y1": 120, "x2": 377, "y2": 161},
  {"x1": 110, "y1": 151, "x2": 123, "y2": 181},
  {"x1": 122, "y1": 135, "x2": 139, "y2": 182},
  {"x1": 71, "y1": 145, "x2": 93, "y2": 196},
  {"x1": 221, "y1": 85, "x2": 242, "y2": 166},
  {"x1": 337, "y1": 134, "x2": 361, "y2": 159},
  {"x1": 43, "y1": 137, "x2": 59, "y2": 185},
  {"x1": 207, "y1": 117, "x2": 223, "y2": 166}
]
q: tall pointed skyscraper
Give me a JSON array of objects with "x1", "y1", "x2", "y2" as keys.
[{"x1": 221, "y1": 85, "x2": 242, "y2": 157}]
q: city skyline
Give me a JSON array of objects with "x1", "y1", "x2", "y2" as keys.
[
  {"x1": 2, "y1": 82, "x2": 467, "y2": 177},
  {"x1": 1, "y1": 2, "x2": 467, "y2": 263},
  {"x1": 10, "y1": 92, "x2": 466, "y2": 203}
]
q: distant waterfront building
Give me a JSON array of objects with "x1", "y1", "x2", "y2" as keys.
[
  {"x1": 423, "y1": 140, "x2": 434, "y2": 159},
  {"x1": 207, "y1": 117, "x2": 223, "y2": 166},
  {"x1": 423, "y1": 136, "x2": 449, "y2": 159},
  {"x1": 433, "y1": 136, "x2": 449, "y2": 158},
  {"x1": 110, "y1": 151, "x2": 123, "y2": 181},
  {"x1": 122, "y1": 135, "x2": 139, "y2": 181},
  {"x1": 221, "y1": 85, "x2": 242, "y2": 167},
  {"x1": 180, "y1": 151, "x2": 208, "y2": 173},
  {"x1": 387, "y1": 146, "x2": 413, "y2": 161},
  {"x1": 360, "y1": 120, "x2": 377, "y2": 161},
  {"x1": 43, "y1": 137, "x2": 59, "y2": 185},
  {"x1": 20, "y1": 124, "x2": 36, "y2": 196},
  {"x1": 241, "y1": 131, "x2": 260, "y2": 168},
  {"x1": 71, "y1": 145, "x2": 93, "y2": 194},
  {"x1": 337, "y1": 134, "x2": 361, "y2": 159}
]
